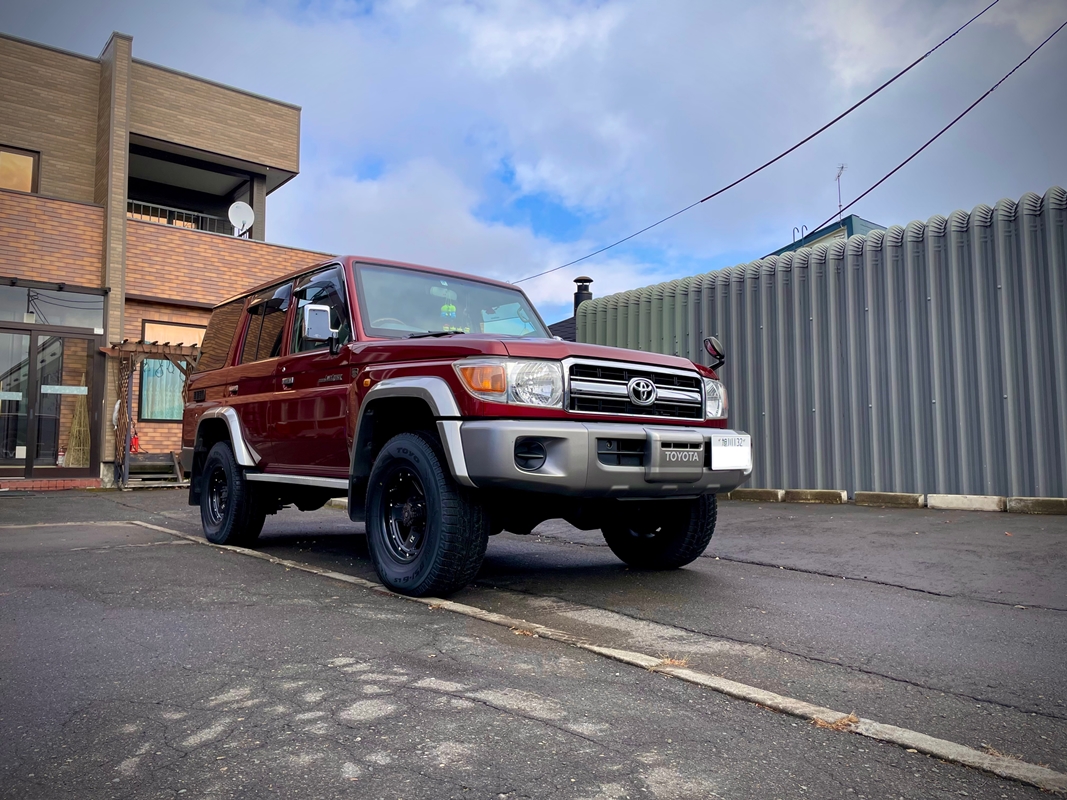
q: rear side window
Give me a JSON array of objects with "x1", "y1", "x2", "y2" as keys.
[
  {"x1": 239, "y1": 283, "x2": 292, "y2": 365},
  {"x1": 194, "y1": 300, "x2": 245, "y2": 373}
]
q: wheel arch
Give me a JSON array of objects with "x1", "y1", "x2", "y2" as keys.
[
  {"x1": 188, "y1": 407, "x2": 260, "y2": 505},
  {"x1": 349, "y1": 377, "x2": 474, "y2": 518}
]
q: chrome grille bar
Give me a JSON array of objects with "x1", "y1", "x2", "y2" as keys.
[{"x1": 565, "y1": 358, "x2": 705, "y2": 420}]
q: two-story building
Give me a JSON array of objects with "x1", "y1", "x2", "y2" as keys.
[{"x1": 0, "y1": 30, "x2": 329, "y2": 489}]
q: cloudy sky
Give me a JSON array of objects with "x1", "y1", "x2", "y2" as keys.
[{"x1": 6, "y1": 0, "x2": 1066, "y2": 322}]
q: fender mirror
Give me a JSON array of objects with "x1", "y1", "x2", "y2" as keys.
[{"x1": 703, "y1": 336, "x2": 725, "y2": 371}]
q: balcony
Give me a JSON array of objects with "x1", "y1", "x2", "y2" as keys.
[{"x1": 126, "y1": 200, "x2": 249, "y2": 238}]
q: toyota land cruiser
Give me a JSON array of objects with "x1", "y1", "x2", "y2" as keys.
[{"x1": 182, "y1": 257, "x2": 752, "y2": 596}]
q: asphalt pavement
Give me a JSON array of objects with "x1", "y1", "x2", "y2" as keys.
[{"x1": 1, "y1": 488, "x2": 1064, "y2": 799}]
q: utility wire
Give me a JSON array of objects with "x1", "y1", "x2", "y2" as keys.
[
  {"x1": 809, "y1": 16, "x2": 1067, "y2": 232},
  {"x1": 513, "y1": 0, "x2": 1001, "y2": 284}
]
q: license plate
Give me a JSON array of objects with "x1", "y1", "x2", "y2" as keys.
[{"x1": 711, "y1": 432, "x2": 752, "y2": 471}]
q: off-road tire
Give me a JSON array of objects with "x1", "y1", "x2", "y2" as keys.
[
  {"x1": 601, "y1": 494, "x2": 717, "y2": 569},
  {"x1": 200, "y1": 441, "x2": 267, "y2": 547},
  {"x1": 365, "y1": 431, "x2": 489, "y2": 597}
]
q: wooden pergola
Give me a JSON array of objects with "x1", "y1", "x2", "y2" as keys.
[{"x1": 100, "y1": 340, "x2": 200, "y2": 487}]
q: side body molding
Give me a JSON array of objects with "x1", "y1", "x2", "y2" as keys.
[
  {"x1": 351, "y1": 376, "x2": 474, "y2": 487},
  {"x1": 196, "y1": 406, "x2": 261, "y2": 467}
]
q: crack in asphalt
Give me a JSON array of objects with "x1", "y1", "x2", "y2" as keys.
[
  {"x1": 529, "y1": 531, "x2": 1067, "y2": 613},
  {"x1": 471, "y1": 581, "x2": 1067, "y2": 724}
]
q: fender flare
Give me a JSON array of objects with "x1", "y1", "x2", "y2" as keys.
[
  {"x1": 351, "y1": 376, "x2": 474, "y2": 487},
  {"x1": 196, "y1": 406, "x2": 261, "y2": 468}
]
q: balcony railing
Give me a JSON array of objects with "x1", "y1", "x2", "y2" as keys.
[{"x1": 127, "y1": 201, "x2": 250, "y2": 238}]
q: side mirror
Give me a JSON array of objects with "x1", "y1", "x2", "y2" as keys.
[
  {"x1": 303, "y1": 304, "x2": 339, "y2": 353},
  {"x1": 703, "y1": 336, "x2": 725, "y2": 371}
]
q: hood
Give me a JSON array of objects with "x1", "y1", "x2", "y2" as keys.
[{"x1": 502, "y1": 338, "x2": 698, "y2": 371}]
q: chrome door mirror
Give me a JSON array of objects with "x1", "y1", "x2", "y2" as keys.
[{"x1": 303, "y1": 304, "x2": 336, "y2": 343}]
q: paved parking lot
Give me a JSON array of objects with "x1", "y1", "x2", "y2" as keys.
[{"x1": 1, "y1": 488, "x2": 1064, "y2": 799}]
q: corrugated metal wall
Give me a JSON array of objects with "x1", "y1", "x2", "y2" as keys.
[{"x1": 576, "y1": 187, "x2": 1067, "y2": 498}]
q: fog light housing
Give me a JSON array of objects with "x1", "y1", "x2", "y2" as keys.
[{"x1": 514, "y1": 438, "x2": 547, "y2": 471}]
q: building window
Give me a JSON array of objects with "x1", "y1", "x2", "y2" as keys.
[
  {"x1": 139, "y1": 322, "x2": 206, "y2": 422},
  {"x1": 0, "y1": 146, "x2": 39, "y2": 194}
]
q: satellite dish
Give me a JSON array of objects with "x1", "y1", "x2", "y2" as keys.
[{"x1": 228, "y1": 201, "x2": 255, "y2": 235}]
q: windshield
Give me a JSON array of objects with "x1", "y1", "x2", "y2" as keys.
[{"x1": 353, "y1": 263, "x2": 550, "y2": 339}]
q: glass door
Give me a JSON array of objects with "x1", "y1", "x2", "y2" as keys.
[
  {"x1": 29, "y1": 334, "x2": 98, "y2": 477},
  {"x1": 0, "y1": 332, "x2": 31, "y2": 477},
  {"x1": 0, "y1": 329, "x2": 100, "y2": 478}
]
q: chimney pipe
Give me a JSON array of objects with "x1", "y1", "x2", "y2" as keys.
[{"x1": 573, "y1": 276, "x2": 593, "y2": 316}]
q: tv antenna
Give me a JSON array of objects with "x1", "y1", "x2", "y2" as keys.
[
  {"x1": 228, "y1": 201, "x2": 255, "y2": 237},
  {"x1": 835, "y1": 164, "x2": 847, "y2": 223}
]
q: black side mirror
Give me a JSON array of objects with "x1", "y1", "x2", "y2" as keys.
[{"x1": 703, "y1": 336, "x2": 725, "y2": 371}]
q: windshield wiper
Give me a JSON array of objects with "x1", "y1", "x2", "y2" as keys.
[{"x1": 405, "y1": 330, "x2": 469, "y2": 339}]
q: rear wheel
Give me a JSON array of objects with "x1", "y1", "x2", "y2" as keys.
[
  {"x1": 365, "y1": 432, "x2": 488, "y2": 596},
  {"x1": 601, "y1": 495, "x2": 717, "y2": 569},
  {"x1": 200, "y1": 442, "x2": 267, "y2": 547}
]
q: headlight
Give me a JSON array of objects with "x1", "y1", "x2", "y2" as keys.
[
  {"x1": 454, "y1": 358, "x2": 563, "y2": 408},
  {"x1": 704, "y1": 377, "x2": 727, "y2": 420}
]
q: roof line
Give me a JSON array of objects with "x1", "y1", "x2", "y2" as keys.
[
  {"x1": 131, "y1": 58, "x2": 302, "y2": 111},
  {"x1": 0, "y1": 31, "x2": 102, "y2": 64}
]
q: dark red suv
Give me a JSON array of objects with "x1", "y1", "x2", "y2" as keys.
[{"x1": 182, "y1": 257, "x2": 752, "y2": 595}]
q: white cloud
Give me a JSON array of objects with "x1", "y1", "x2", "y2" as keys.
[
  {"x1": 445, "y1": 0, "x2": 625, "y2": 76},
  {"x1": 270, "y1": 155, "x2": 673, "y2": 320}
]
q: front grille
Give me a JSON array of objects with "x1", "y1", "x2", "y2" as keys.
[{"x1": 568, "y1": 360, "x2": 704, "y2": 420}]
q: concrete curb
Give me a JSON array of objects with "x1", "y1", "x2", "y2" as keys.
[
  {"x1": 1007, "y1": 496, "x2": 1067, "y2": 515},
  {"x1": 130, "y1": 520, "x2": 1067, "y2": 795},
  {"x1": 723, "y1": 488, "x2": 784, "y2": 502},
  {"x1": 927, "y1": 494, "x2": 1007, "y2": 512},
  {"x1": 854, "y1": 491, "x2": 925, "y2": 509},
  {"x1": 782, "y1": 489, "x2": 848, "y2": 505},
  {"x1": 326, "y1": 497, "x2": 348, "y2": 510}
]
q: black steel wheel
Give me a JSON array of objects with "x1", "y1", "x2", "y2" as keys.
[
  {"x1": 199, "y1": 441, "x2": 266, "y2": 547},
  {"x1": 381, "y1": 466, "x2": 428, "y2": 564},
  {"x1": 601, "y1": 494, "x2": 717, "y2": 569},
  {"x1": 365, "y1": 432, "x2": 488, "y2": 596}
]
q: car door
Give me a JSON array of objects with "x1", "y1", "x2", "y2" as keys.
[
  {"x1": 269, "y1": 265, "x2": 353, "y2": 475},
  {"x1": 226, "y1": 283, "x2": 291, "y2": 467}
]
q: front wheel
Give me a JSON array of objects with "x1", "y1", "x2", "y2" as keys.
[
  {"x1": 601, "y1": 494, "x2": 717, "y2": 569},
  {"x1": 365, "y1": 432, "x2": 489, "y2": 597},
  {"x1": 200, "y1": 442, "x2": 267, "y2": 547}
]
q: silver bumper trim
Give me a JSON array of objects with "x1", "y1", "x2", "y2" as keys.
[{"x1": 458, "y1": 420, "x2": 751, "y2": 497}]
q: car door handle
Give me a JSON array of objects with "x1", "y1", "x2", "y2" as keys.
[
  {"x1": 227, "y1": 385, "x2": 238, "y2": 396},
  {"x1": 281, "y1": 377, "x2": 294, "y2": 387}
]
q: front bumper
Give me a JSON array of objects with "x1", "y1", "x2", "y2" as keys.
[{"x1": 459, "y1": 420, "x2": 752, "y2": 497}]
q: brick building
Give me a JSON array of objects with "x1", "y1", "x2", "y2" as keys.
[{"x1": 0, "y1": 31, "x2": 329, "y2": 488}]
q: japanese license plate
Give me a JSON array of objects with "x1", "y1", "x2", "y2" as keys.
[{"x1": 711, "y1": 432, "x2": 752, "y2": 471}]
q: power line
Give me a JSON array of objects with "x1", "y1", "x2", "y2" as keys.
[
  {"x1": 513, "y1": 0, "x2": 1001, "y2": 285},
  {"x1": 809, "y1": 16, "x2": 1067, "y2": 232}
]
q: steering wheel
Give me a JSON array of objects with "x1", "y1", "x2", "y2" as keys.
[{"x1": 371, "y1": 317, "x2": 409, "y2": 328}]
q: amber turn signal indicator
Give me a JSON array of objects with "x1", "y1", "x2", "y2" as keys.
[{"x1": 457, "y1": 363, "x2": 506, "y2": 395}]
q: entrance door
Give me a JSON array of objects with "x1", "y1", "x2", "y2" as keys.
[
  {"x1": 30, "y1": 334, "x2": 99, "y2": 476},
  {"x1": 0, "y1": 329, "x2": 101, "y2": 478},
  {"x1": 0, "y1": 332, "x2": 31, "y2": 477}
]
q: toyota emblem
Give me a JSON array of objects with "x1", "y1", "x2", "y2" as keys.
[{"x1": 627, "y1": 377, "x2": 657, "y2": 406}]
